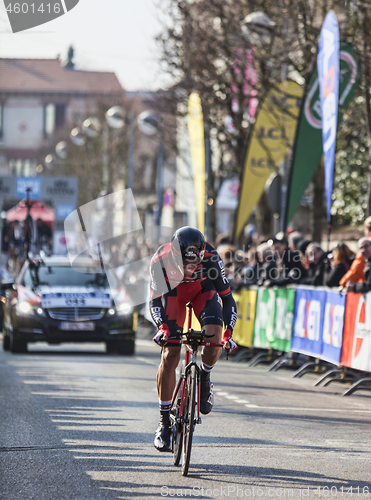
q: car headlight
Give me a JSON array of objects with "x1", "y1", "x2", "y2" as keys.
[
  {"x1": 116, "y1": 303, "x2": 133, "y2": 316},
  {"x1": 16, "y1": 301, "x2": 34, "y2": 316}
]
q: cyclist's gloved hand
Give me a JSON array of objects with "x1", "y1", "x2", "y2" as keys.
[
  {"x1": 221, "y1": 328, "x2": 238, "y2": 352},
  {"x1": 153, "y1": 324, "x2": 170, "y2": 346}
]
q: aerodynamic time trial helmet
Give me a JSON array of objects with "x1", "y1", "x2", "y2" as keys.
[{"x1": 170, "y1": 226, "x2": 206, "y2": 272}]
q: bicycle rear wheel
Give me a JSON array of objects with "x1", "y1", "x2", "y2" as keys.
[
  {"x1": 182, "y1": 364, "x2": 196, "y2": 476},
  {"x1": 172, "y1": 387, "x2": 183, "y2": 466}
]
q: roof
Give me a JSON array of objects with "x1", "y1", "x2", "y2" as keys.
[{"x1": 0, "y1": 58, "x2": 124, "y2": 95}]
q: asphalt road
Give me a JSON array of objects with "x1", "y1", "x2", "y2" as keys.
[{"x1": 1, "y1": 335, "x2": 371, "y2": 500}]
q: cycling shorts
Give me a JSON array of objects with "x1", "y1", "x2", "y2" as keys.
[{"x1": 161, "y1": 278, "x2": 223, "y2": 340}]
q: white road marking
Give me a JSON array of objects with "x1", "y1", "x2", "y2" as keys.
[
  {"x1": 215, "y1": 391, "x2": 371, "y2": 414},
  {"x1": 215, "y1": 391, "x2": 250, "y2": 404},
  {"x1": 245, "y1": 406, "x2": 371, "y2": 413},
  {"x1": 135, "y1": 357, "x2": 158, "y2": 366}
]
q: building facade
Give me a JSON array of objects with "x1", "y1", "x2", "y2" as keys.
[{"x1": 0, "y1": 57, "x2": 124, "y2": 176}]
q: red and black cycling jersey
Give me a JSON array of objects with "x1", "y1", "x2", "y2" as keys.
[{"x1": 149, "y1": 241, "x2": 237, "y2": 333}]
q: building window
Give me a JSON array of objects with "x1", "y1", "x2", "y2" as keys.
[
  {"x1": 44, "y1": 103, "x2": 66, "y2": 136},
  {"x1": 55, "y1": 104, "x2": 65, "y2": 129},
  {"x1": 9, "y1": 159, "x2": 37, "y2": 176},
  {"x1": 44, "y1": 104, "x2": 55, "y2": 136},
  {"x1": 0, "y1": 103, "x2": 3, "y2": 139}
]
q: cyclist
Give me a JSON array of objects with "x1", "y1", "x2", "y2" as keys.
[{"x1": 150, "y1": 226, "x2": 238, "y2": 452}]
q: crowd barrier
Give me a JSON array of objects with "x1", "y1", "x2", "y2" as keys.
[
  {"x1": 232, "y1": 286, "x2": 295, "y2": 354},
  {"x1": 182, "y1": 284, "x2": 371, "y2": 386},
  {"x1": 341, "y1": 292, "x2": 371, "y2": 372},
  {"x1": 231, "y1": 285, "x2": 371, "y2": 377}
]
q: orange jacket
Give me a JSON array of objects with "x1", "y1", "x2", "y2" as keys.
[
  {"x1": 339, "y1": 252, "x2": 365, "y2": 286},
  {"x1": 338, "y1": 232, "x2": 371, "y2": 287}
]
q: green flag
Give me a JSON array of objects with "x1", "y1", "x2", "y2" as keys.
[{"x1": 285, "y1": 43, "x2": 360, "y2": 227}]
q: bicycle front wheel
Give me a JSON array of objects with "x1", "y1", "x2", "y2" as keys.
[
  {"x1": 172, "y1": 385, "x2": 183, "y2": 466},
  {"x1": 182, "y1": 364, "x2": 196, "y2": 476}
]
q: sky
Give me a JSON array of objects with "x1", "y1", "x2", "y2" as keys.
[{"x1": 0, "y1": 0, "x2": 168, "y2": 91}]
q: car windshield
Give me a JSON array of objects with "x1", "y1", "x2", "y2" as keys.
[{"x1": 22, "y1": 264, "x2": 120, "y2": 289}]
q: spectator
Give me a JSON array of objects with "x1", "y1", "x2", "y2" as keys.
[
  {"x1": 1, "y1": 219, "x2": 11, "y2": 254},
  {"x1": 217, "y1": 245, "x2": 248, "y2": 286},
  {"x1": 346, "y1": 237, "x2": 371, "y2": 293},
  {"x1": 287, "y1": 231, "x2": 303, "y2": 252},
  {"x1": 264, "y1": 234, "x2": 306, "y2": 287},
  {"x1": 326, "y1": 243, "x2": 355, "y2": 287},
  {"x1": 215, "y1": 232, "x2": 233, "y2": 247},
  {"x1": 256, "y1": 243, "x2": 278, "y2": 286},
  {"x1": 298, "y1": 238, "x2": 311, "y2": 269},
  {"x1": 298, "y1": 239, "x2": 311, "y2": 256},
  {"x1": 301, "y1": 243, "x2": 328, "y2": 286},
  {"x1": 239, "y1": 248, "x2": 259, "y2": 285},
  {"x1": 216, "y1": 243, "x2": 236, "y2": 267},
  {"x1": 339, "y1": 216, "x2": 371, "y2": 288},
  {"x1": 244, "y1": 223, "x2": 257, "y2": 245},
  {"x1": 36, "y1": 218, "x2": 52, "y2": 250}
]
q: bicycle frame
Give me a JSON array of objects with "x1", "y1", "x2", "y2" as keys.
[{"x1": 169, "y1": 303, "x2": 223, "y2": 475}]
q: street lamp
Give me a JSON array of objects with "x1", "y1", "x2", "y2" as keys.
[
  {"x1": 44, "y1": 154, "x2": 54, "y2": 170},
  {"x1": 241, "y1": 12, "x2": 290, "y2": 234},
  {"x1": 55, "y1": 140, "x2": 68, "y2": 160},
  {"x1": 105, "y1": 106, "x2": 125, "y2": 129},
  {"x1": 82, "y1": 117, "x2": 102, "y2": 138},
  {"x1": 241, "y1": 11, "x2": 276, "y2": 47},
  {"x1": 69, "y1": 106, "x2": 125, "y2": 194},
  {"x1": 137, "y1": 110, "x2": 164, "y2": 230},
  {"x1": 70, "y1": 127, "x2": 86, "y2": 147}
]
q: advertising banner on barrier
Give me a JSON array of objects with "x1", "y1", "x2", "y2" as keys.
[
  {"x1": 233, "y1": 288, "x2": 257, "y2": 348},
  {"x1": 341, "y1": 292, "x2": 371, "y2": 371},
  {"x1": 270, "y1": 288, "x2": 296, "y2": 352},
  {"x1": 291, "y1": 287, "x2": 326, "y2": 356},
  {"x1": 253, "y1": 287, "x2": 295, "y2": 351},
  {"x1": 322, "y1": 290, "x2": 346, "y2": 364},
  {"x1": 253, "y1": 288, "x2": 275, "y2": 348}
]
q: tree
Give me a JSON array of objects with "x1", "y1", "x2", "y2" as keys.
[
  {"x1": 333, "y1": 95, "x2": 369, "y2": 226},
  {"x1": 37, "y1": 99, "x2": 129, "y2": 207},
  {"x1": 155, "y1": 0, "x2": 326, "y2": 240},
  {"x1": 156, "y1": 0, "x2": 371, "y2": 241},
  {"x1": 341, "y1": 0, "x2": 371, "y2": 218}
]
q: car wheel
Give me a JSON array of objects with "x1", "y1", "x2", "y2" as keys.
[
  {"x1": 9, "y1": 332, "x2": 27, "y2": 353},
  {"x1": 106, "y1": 340, "x2": 116, "y2": 354},
  {"x1": 2, "y1": 333, "x2": 10, "y2": 351},
  {"x1": 106, "y1": 339, "x2": 135, "y2": 356}
]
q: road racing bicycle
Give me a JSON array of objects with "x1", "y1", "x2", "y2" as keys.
[{"x1": 167, "y1": 303, "x2": 224, "y2": 476}]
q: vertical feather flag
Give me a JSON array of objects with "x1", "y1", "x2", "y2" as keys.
[
  {"x1": 284, "y1": 43, "x2": 359, "y2": 228},
  {"x1": 234, "y1": 81, "x2": 303, "y2": 241},
  {"x1": 187, "y1": 93, "x2": 205, "y2": 234},
  {"x1": 317, "y1": 11, "x2": 340, "y2": 223}
]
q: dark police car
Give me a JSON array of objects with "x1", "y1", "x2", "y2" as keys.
[{"x1": 2, "y1": 256, "x2": 137, "y2": 354}]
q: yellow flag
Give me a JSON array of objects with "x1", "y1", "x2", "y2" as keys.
[
  {"x1": 187, "y1": 93, "x2": 205, "y2": 234},
  {"x1": 234, "y1": 81, "x2": 303, "y2": 240}
]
